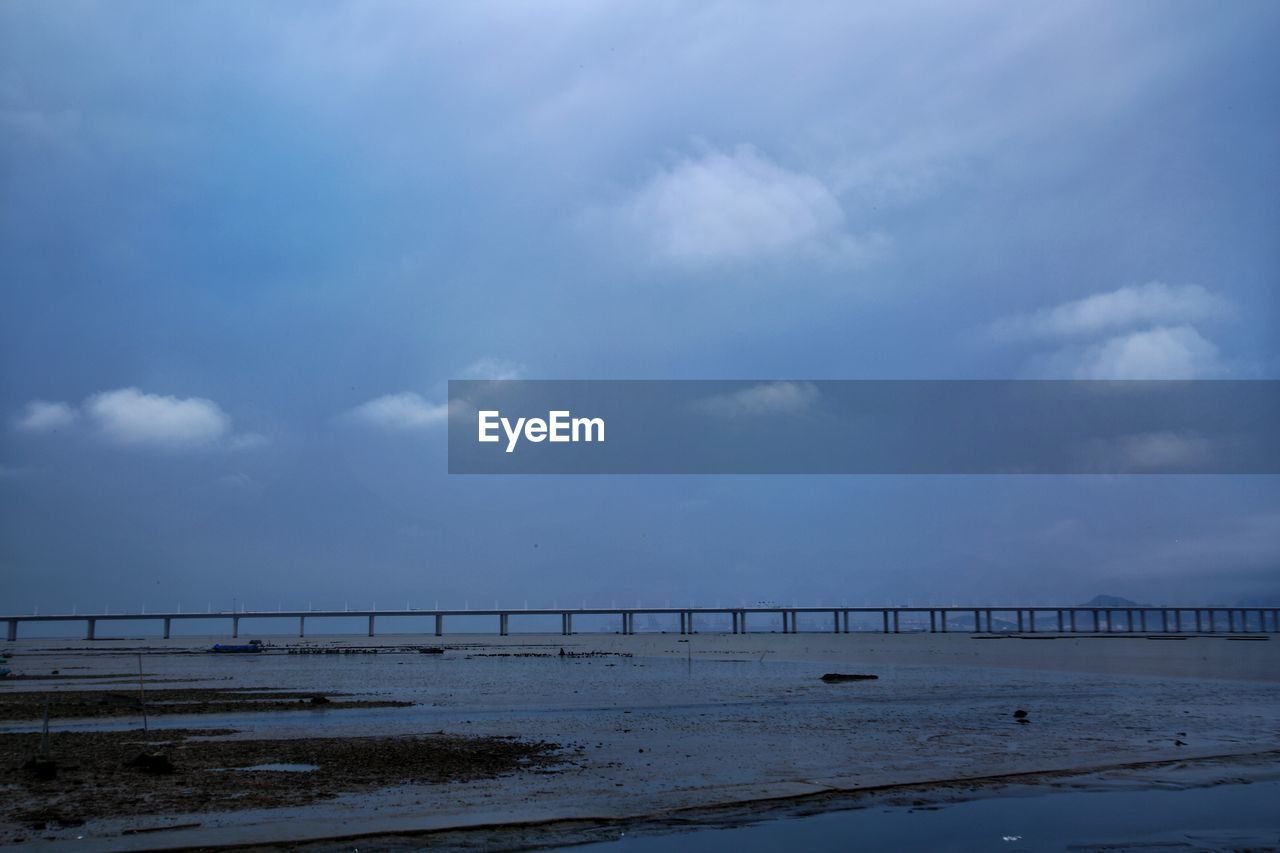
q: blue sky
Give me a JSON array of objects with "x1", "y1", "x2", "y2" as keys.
[{"x1": 2, "y1": 1, "x2": 1278, "y2": 614}]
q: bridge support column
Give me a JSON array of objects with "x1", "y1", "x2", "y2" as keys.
[
  {"x1": 563, "y1": 613, "x2": 573, "y2": 635},
  {"x1": 985, "y1": 609, "x2": 993, "y2": 633},
  {"x1": 973, "y1": 610, "x2": 981, "y2": 632},
  {"x1": 882, "y1": 610, "x2": 889, "y2": 633},
  {"x1": 86, "y1": 618, "x2": 96, "y2": 641},
  {"x1": 1070, "y1": 610, "x2": 1077, "y2": 633},
  {"x1": 1175, "y1": 610, "x2": 1182, "y2": 632},
  {"x1": 368, "y1": 615, "x2": 376, "y2": 637},
  {"x1": 1195, "y1": 610, "x2": 1203, "y2": 633},
  {"x1": 1093, "y1": 609, "x2": 1101, "y2": 632},
  {"x1": 500, "y1": 613, "x2": 509, "y2": 636},
  {"x1": 435, "y1": 614, "x2": 443, "y2": 637},
  {"x1": 842, "y1": 610, "x2": 850, "y2": 633},
  {"x1": 834, "y1": 611, "x2": 841, "y2": 633},
  {"x1": 740, "y1": 611, "x2": 748, "y2": 633},
  {"x1": 929, "y1": 610, "x2": 937, "y2": 633},
  {"x1": 299, "y1": 616, "x2": 306, "y2": 638},
  {"x1": 940, "y1": 610, "x2": 948, "y2": 633},
  {"x1": 1057, "y1": 610, "x2": 1064, "y2": 633},
  {"x1": 679, "y1": 612, "x2": 686, "y2": 635},
  {"x1": 1128, "y1": 609, "x2": 1135, "y2": 632},
  {"x1": 6, "y1": 619, "x2": 15, "y2": 642},
  {"x1": 163, "y1": 617, "x2": 171, "y2": 640},
  {"x1": 1029, "y1": 611, "x2": 1036, "y2": 633},
  {"x1": 233, "y1": 616, "x2": 240, "y2": 639},
  {"x1": 892, "y1": 610, "x2": 900, "y2": 633},
  {"x1": 1228, "y1": 610, "x2": 1236, "y2": 632},
  {"x1": 684, "y1": 612, "x2": 692, "y2": 634},
  {"x1": 1140, "y1": 610, "x2": 1147, "y2": 632},
  {"x1": 1161, "y1": 610, "x2": 1168, "y2": 632},
  {"x1": 1016, "y1": 610, "x2": 1024, "y2": 633}
]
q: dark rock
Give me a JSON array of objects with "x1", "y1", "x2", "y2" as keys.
[
  {"x1": 23, "y1": 756, "x2": 57, "y2": 780},
  {"x1": 309, "y1": 696, "x2": 331, "y2": 705},
  {"x1": 1013, "y1": 709, "x2": 1028, "y2": 718},
  {"x1": 820, "y1": 673, "x2": 878, "y2": 683},
  {"x1": 125, "y1": 751, "x2": 175, "y2": 774}
]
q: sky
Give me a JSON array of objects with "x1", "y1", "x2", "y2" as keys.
[{"x1": 2, "y1": 1, "x2": 1278, "y2": 616}]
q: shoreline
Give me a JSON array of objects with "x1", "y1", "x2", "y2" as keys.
[{"x1": 3, "y1": 632, "x2": 1277, "y2": 849}]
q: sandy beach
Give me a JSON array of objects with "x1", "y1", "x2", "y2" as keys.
[{"x1": 1, "y1": 630, "x2": 1277, "y2": 849}]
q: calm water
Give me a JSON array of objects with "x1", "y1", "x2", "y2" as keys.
[{"x1": 571, "y1": 780, "x2": 1280, "y2": 852}]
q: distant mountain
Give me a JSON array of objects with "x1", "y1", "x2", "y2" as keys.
[{"x1": 1080, "y1": 594, "x2": 1145, "y2": 607}]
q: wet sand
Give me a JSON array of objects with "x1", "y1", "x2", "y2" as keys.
[{"x1": 0, "y1": 631, "x2": 1277, "y2": 849}]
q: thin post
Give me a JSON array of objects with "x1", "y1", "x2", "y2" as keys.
[{"x1": 137, "y1": 654, "x2": 149, "y2": 741}]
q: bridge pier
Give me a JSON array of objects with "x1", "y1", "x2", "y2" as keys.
[
  {"x1": 929, "y1": 610, "x2": 937, "y2": 633},
  {"x1": 740, "y1": 611, "x2": 748, "y2": 634},
  {"x1": 940, "y1": 610, "x2": 948, "y2": 633},
  {"x1": 892, "y1": 610, "x2": 900, "y2": 633},
  {"x1": 1057, "y1": 610, "x2": 1064, "y2": 633},
  {"x1": 163, "y1": 617, "x2": 171, "y2": 640},
  {"x1": 299, "y1": 615, "x2": 306, "y2": 638},
  {"x1": 86, "y1": 618, "x2": 95, "y2": 641},
  {"x1": 834, "y1": 610, "x2": 841, "y2": 633},
  {"x1": 1228, "y1": 610, "x2": 1236, "y2": 632},
  {"x1": 435, "y1": 614, "x2": 443, "y2": 637},
  {"x1": 368, "y1": 614, "x2": 376, "y2": 637},
  {"x1": 7, "y1": 619, "x2": 16, "y2": 641},
  {"x1": 882, "y1": 610, "x2": 889, "y2": 633},
  {"x1": 1016, "y1": 610, "x2": 1024, "y2": 633},
  {"x1": 985, "y1": 609, "x2": 993, "y2": 632},
  {"x1": 500, "y1": 613, "x2": 509, "y2": 636},
  {"x1": 973, "y1": 609, "x2": 980, "y2": 632},
  {"x1": 1029, "y1": 610, "x2": 1036, "y2": 633},
  {"x1": 232, "y1": 616, "x2": 240, "y2": 639},
  {"x1": 843, "y1": 610, "x2": 850, "y2": 633}
]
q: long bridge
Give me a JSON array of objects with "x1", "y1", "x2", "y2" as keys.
[{"x1": 3, "y1": 605, "x2": 1278, "y2": 641}]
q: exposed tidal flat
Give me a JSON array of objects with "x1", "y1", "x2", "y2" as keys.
[{"x1": 1, "y1": 631, "x2": 1277, "y2": 850}]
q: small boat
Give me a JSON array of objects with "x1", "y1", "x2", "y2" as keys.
[{"x1": 209, "y1": 639, "x2": 264, "y2": 654}]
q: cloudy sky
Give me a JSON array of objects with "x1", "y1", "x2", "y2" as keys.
[{"x1": 2, "y1": 1, "x2": 1278, "y2": 616}]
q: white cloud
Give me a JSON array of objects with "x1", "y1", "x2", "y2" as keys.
[
  {"x1": 697, "y1": 381, "x2": 820, "y2": 417},
  {"x1": 84, "y1": 387, "x2": 232, "y2": 449},
  {"x1": 458, "y1": 358, "x2": 526, "y2": 381},
  {"x1": 1052, "y1": 325, "x2": 1226, "y2": 379},
  {"x1": 611, "y1": 144, "x2": 886, "y2": 269},
  {"x1": 990, "y1": 282, "x2": 1229, "y2": 342},
  {"x1": 342, "y1": 392, "x2": 449, "y2": 431},
  {"x1": 1079, "y1": 431, "x2": 1216, "y2": 473},
  {"x1": 14, "y1": 400, "x2": 78, "y2": 433}
]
